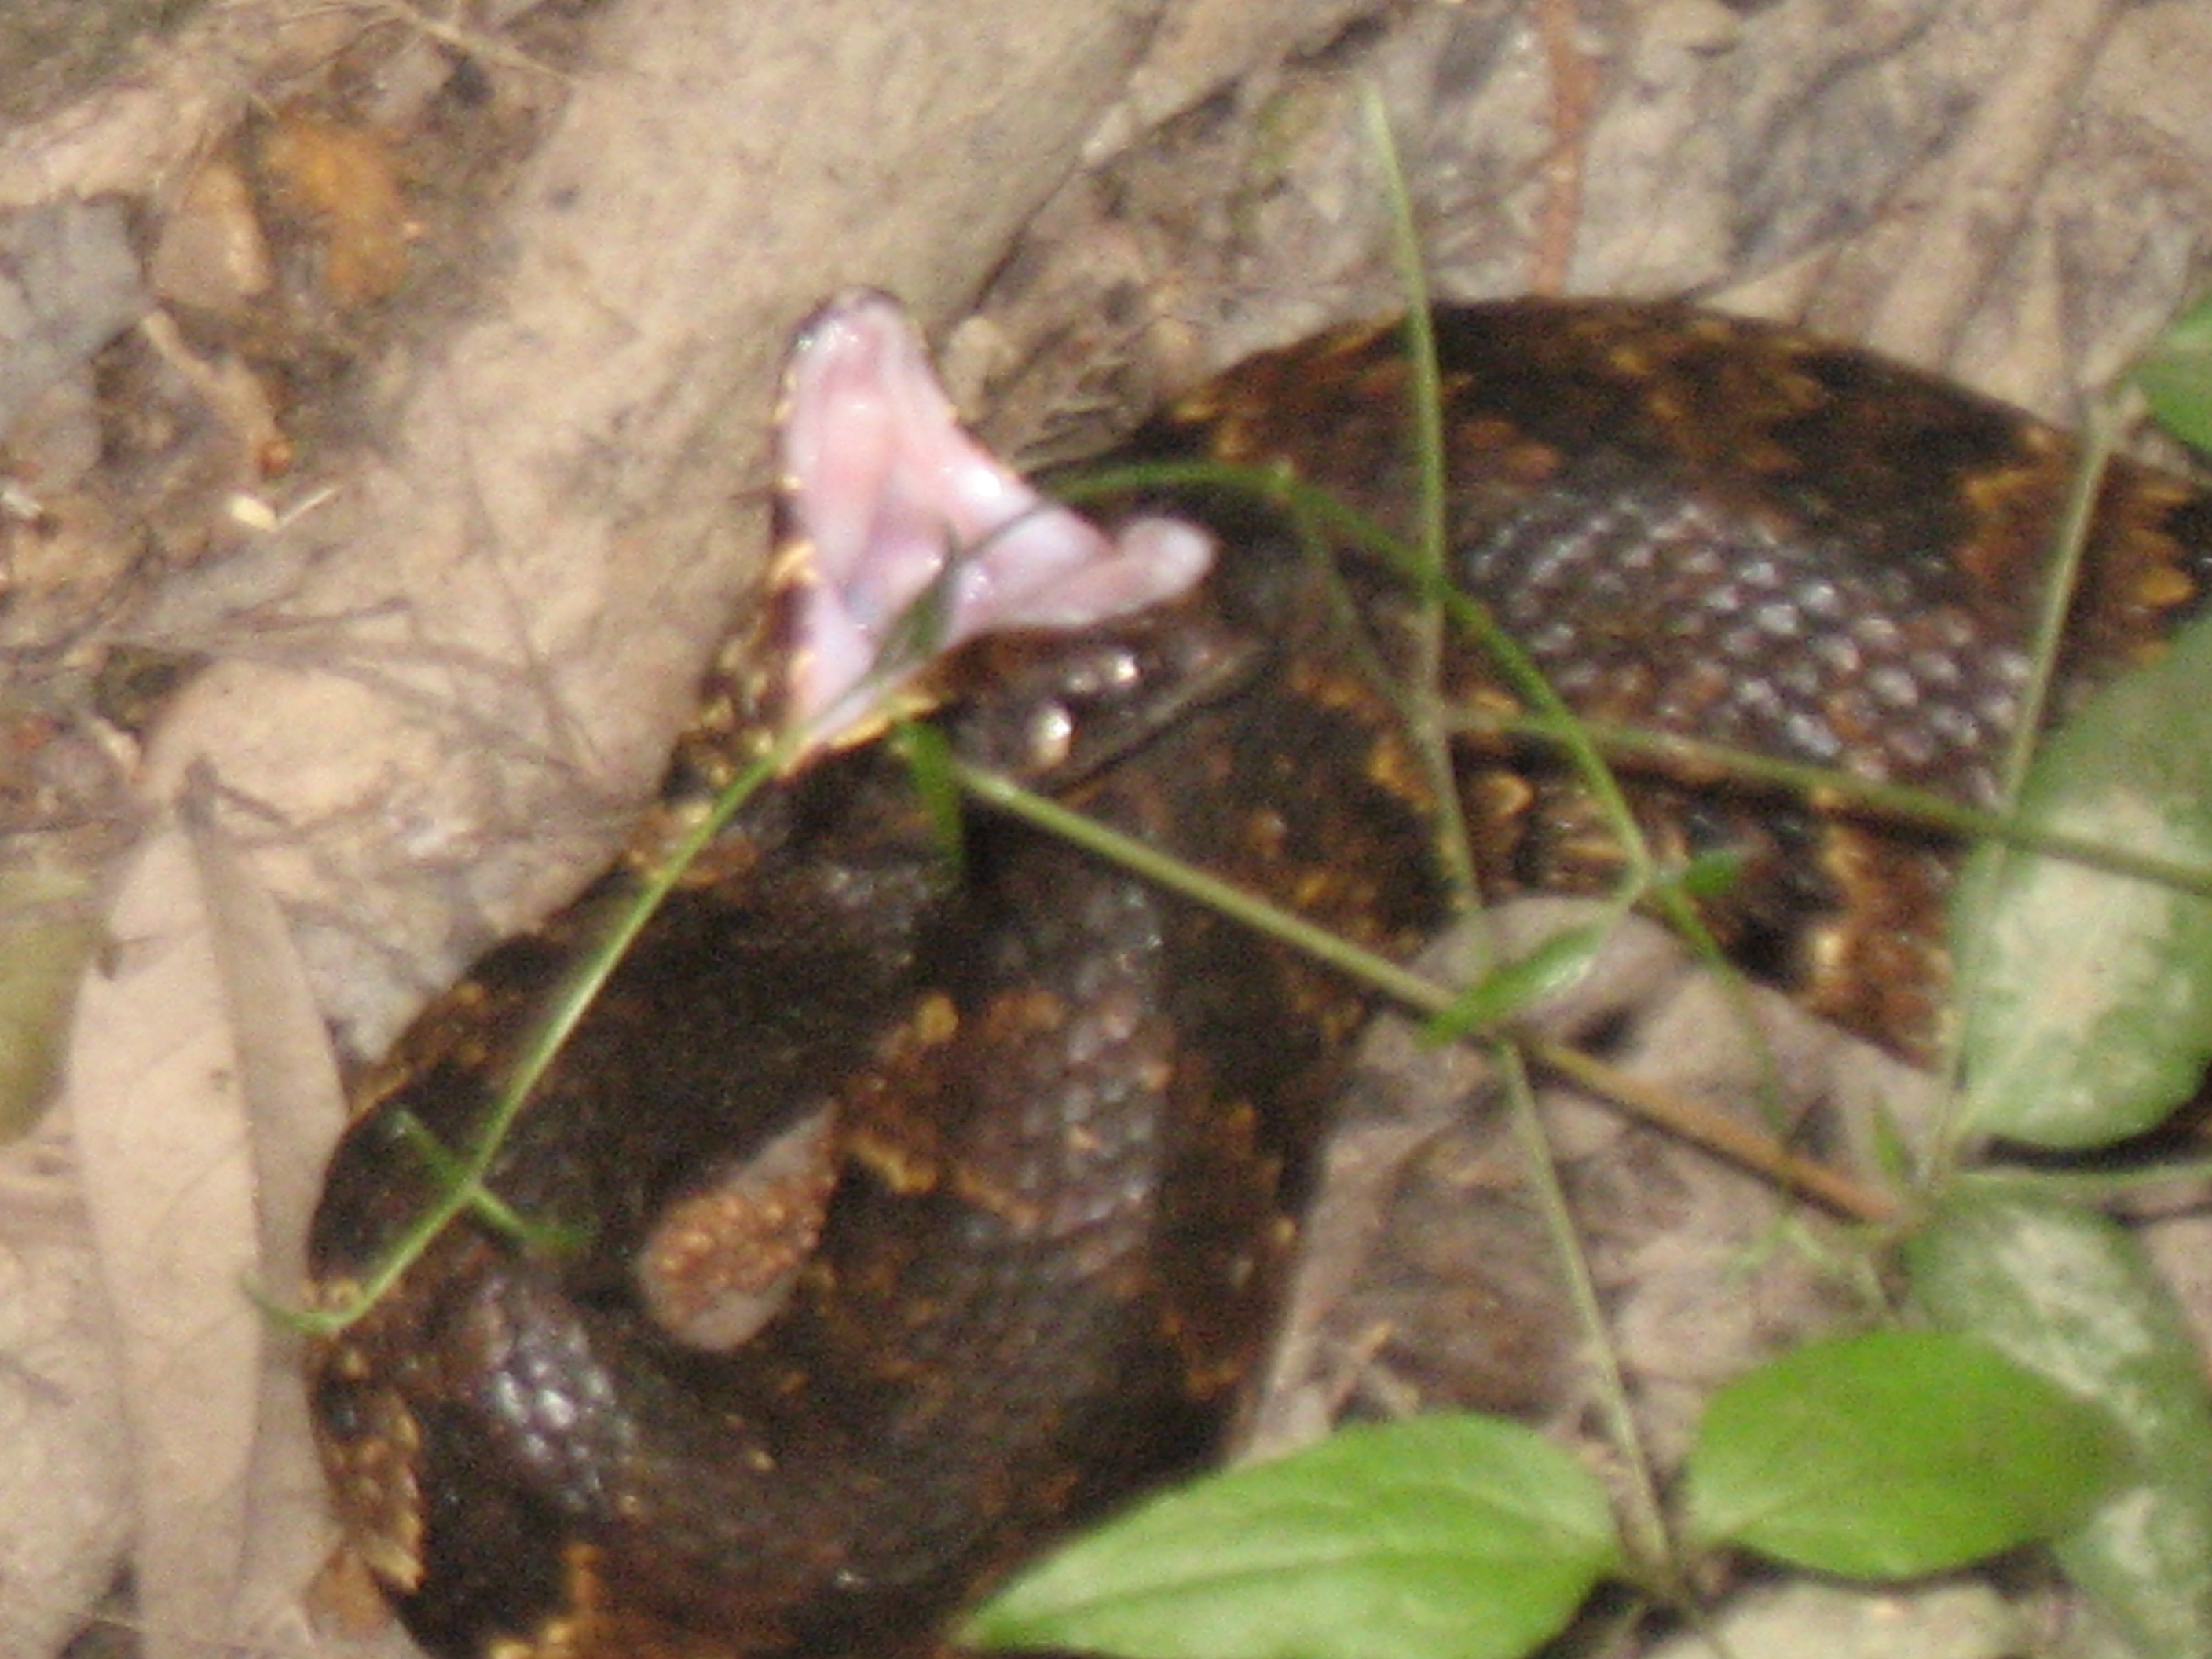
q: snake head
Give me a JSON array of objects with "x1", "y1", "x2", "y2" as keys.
[{"x1": 768, "y1": 290, "x2": 1215, "y2": 756}]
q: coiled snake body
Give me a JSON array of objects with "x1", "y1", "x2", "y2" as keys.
[{"x1": 307, "y1": 298, "x2": 2212, "y2": 1658}]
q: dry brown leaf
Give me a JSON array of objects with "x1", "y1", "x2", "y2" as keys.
[
  {"x1": 0, "y1": 1120, "x2": 131, "y2": 1659},
  {"x1": 64, "y1": 789, "x2": 350, "y2": 1659},
  {"x1": 69, "y1": 816, "x2": 266, "y2": 1657}
]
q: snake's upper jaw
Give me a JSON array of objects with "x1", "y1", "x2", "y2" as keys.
[{"x1": 769, "y1": 289, "x2": 1215, "y2": 753}]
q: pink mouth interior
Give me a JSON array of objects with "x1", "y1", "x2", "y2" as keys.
[{"x1": 774, "y1": 291, "x2": 1214, "y2": 748}]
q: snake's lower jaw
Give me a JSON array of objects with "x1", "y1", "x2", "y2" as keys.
[{"x1": 770, "y1": 289, "x2": 1212, "y2": 748}]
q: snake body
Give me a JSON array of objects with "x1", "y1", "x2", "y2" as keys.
[{"x1": 307, "y1": 298, "x2": 2211, "y2": 1658}]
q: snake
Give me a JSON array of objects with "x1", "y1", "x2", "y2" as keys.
[{"x1": 306, "y1": 293, "x2": 2212, "y2": 1659}]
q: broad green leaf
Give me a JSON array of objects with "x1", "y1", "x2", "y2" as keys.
[
  {"x1": 1950, "y1": 611, "x2": 2212, "y2": 1149},
  {"x1": 1683, "y1": 1328, "x2": 2125, "y2": 1578},
  {"x1": 2134, "y1": 295, "x2": 2212, "y2": 454},
  {"x1": 1906, "y1": 1189, "x2": 2212, "y2": 1657},
  {"x1": 966, "y1": 1415, "x2": 1619, "y2": 1659}
]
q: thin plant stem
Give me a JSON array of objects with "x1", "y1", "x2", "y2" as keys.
[
  {"x1": 1496, "y1": 1041, "x2": 1681, "y2": 1587},
  {"x1": 291, "y1": 734, "x2": 797, "y2": 1336},
  {"x1": 1364, "y1": 88, "x2": 1478, "y2": 909},
  {"x1": 953, "y1": 759, "x2": 1898, "y2": 1225},
  {"x1": 1466, "y1": 708, "x2": 2212, "y2": 903}
]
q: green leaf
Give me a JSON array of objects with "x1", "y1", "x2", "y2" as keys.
[
  {"x1": 1670, "y1": 846, "x2": 1745, "y2": 902},
  {"x1": 1950, "y1": 610, "x2": 2212, "y2": 1149},
  {"x1": 2133, "y1": 295, "x2": 2212, "y2": 455},
  {"x1": 1906, "y1": 1189, "x2": 2212, "y2": 1657},
  {"x1": 965, "y1": 1415, "x2": 1619, "y2": 1659},
  {"x1": 1423, "y1": 920, "x2": 1608, "y2": 1042},
  {"x1": 892, "y1": 718, "x2": 967, "y2": 878},
  {"x1": 0, "y1": 862, "x2": 97, "y2": 1137},
  {"x1": 1682, "y1": 1328, "x2": 2126, "y2": 1578}
]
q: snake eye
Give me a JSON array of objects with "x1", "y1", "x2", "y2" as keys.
[
  {"x1": 941, "y1": 608, "x2": 1256, "y2": 786},
  {"x1": 1020, "y1": 701, "x2": 1076, "y2": 771}
]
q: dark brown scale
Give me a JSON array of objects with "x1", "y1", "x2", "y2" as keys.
[
  {"x1": 308, "y1": 298, "x2": 2212, "y2": 1657},
  {"x1": 310, "y1": 549, "x2": 1444, "y2": 1657},
  {"x1": 1159, "y1": 301, "x2": 2209, "y2": 1047}
]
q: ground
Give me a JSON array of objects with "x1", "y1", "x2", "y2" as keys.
[{"x1": 0, "y1": 2, "x2": 2209, "y2": 1655}]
